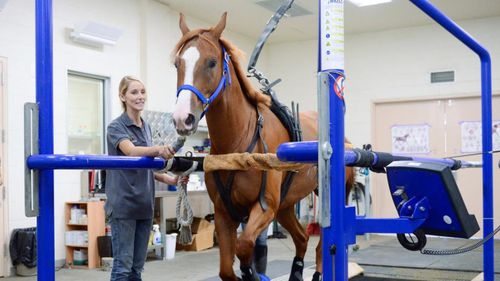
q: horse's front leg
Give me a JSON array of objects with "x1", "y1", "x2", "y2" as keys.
[
  {"x1": 215, "y1": 205, "x2": 239, "y2": 281},
  {"x1": 237, "y1": 203, "x2": 275, "y2": 281}
]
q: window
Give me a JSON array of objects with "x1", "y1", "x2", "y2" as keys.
[{"x1": 67, "y1": 72, "x2": 107, "y2": 154}]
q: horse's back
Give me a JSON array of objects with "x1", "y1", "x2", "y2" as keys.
[{"x1": 299, "y1": 111, "x2": 319, "y2": 141}]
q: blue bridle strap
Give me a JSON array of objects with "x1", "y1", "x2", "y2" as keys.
[{"x1": 176, "y1": 46, "x2": 232, "y2": 119}]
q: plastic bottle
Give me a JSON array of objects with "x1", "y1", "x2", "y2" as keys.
[{"x1": 152, "y1": 224, "x2": 162, "y2": 245}]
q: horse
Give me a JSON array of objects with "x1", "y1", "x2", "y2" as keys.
[{"x1": 171, "y1": 13, "x2": 354, "y2": 281}]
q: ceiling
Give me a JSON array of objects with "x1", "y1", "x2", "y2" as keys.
[{"x1": 158, "y1": 0, "x2": 500, "y2": 43}]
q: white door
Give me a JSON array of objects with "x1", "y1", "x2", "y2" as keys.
[
  {"x1": 372, "y1": 95, "x2": 500, "y2": 238},
  {"x1": 0, "y1": 58, "x2": 6, "y2": 276}
]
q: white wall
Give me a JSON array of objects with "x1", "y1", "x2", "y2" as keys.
[
  {"x1": 0, "y1": 0, "x2": 261, "y2": 266},
  {"x1": 267, "y1": 17, "x2": 500, "y2": 147}
]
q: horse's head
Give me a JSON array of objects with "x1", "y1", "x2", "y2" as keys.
[{"x1": 172, "y1": 13, "x2": 229, "y2": 136}]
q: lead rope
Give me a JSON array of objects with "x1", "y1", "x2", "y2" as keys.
[{"x1": 175, "y1": 161, "x2": 198, "y2": 245}]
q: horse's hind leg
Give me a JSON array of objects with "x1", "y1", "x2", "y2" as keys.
[
  {"x1": 312, "y1": 232, "x2": 322, "y2": 281},
  {"x1": 276, "y1": 206, "x2": 308, "y2": 281},
  {"x1": 215, "y1": 208, "x2": 239, "y2": 281}
]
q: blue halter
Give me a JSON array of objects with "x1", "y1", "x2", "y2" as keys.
[{"x1": 176, "y1": 46, "x2": 232, "y2": 119}]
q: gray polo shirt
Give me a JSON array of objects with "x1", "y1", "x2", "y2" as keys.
[{"x1": 105, "y1": 112, "x2": 155, "y2": 220}]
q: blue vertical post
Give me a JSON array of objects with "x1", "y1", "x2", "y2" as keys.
[
  {"x1": 36, "y1": 0, "x2": 55, "y2": 280},
  {"x1": 409, "y1": 1, "x2": 493, "y2": 280},
  {"x1": 328, "y1": 71, "x2": 347, "y2": 281},
  {"x1": 318, "y1": 0, "x2": 347, "y2": 280}
]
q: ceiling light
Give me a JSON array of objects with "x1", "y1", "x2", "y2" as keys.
[{"x1": 349, "y1": 0, "x2": 392, "y2": 7}]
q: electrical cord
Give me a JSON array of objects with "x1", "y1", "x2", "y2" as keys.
[{"x1": 420, "y1": 224, "x2": 500, "y2": 255}]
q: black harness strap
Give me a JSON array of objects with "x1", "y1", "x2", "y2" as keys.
[
  {"x1": 213, "y1": 110, "x2": 268, "y2": 223},
  {"x1": 268, "y1": 98, "x2": 302, "y2": 202}
]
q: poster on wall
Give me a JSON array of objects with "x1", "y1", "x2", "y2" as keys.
[
  {"x1": 460, "y1": 120, "x2": 500, "y2": 153},
  {"x1": 391, "y1": 124, "x2": 430, "y2": 154}
]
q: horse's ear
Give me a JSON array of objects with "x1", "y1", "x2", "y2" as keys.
[
  {"x1": 210, "y1": 12, "x2": 227, "y2": 39},
  {"x1": 179, "y1": 13, "x2": 190, "y2": 35}
]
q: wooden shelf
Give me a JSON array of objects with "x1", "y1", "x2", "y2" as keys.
[{"x1": 65, "y1": 201, "x2": 105, "y2": 269}]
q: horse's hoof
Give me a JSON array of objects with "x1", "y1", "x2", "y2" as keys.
[
  {"x1": 312, "y1": 271, "x2": 322, "y2": 281},
  {"x1": 289, "y1": 272, "x2": 303, "y2": 281},
  {"x1": 258, "y1": 274, "x2": 270, "y2": 281},
  {"x1": 240, "y1": 265, "x2": 261, "y2": 281},
  {"x1": 288, "y1": 257, "x2": 304, "y2": 281}
]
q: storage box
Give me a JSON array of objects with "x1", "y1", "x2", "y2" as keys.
[
  {"x1": 191, "y1": 217, "x2": 212, "y2": 234},
  {"x1": 176, "y1": 221, "x2": 215, "y2": 251}
]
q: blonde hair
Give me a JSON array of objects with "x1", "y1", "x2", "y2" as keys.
[{"x1": 118, "y1": 75, "x2": 146, "y2": 111}]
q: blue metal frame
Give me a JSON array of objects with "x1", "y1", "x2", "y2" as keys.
[
  {"x1": 36, "y1": 0, "x2": 54, "y2": 280},
  {"x1": 410, "y1": 1, "x2": 493, "y2": 279},
  {"x1": 284, "y1": 1, "x2": 493, "y2": 280},
  {"x1": 32, "y1": 0, "x2": 493, "y2": 280}
]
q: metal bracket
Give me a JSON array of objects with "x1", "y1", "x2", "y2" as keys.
[
  {"x1": 318, "y1": 72, "x2": 331, "y2": 227},
  {"x1": 24, "y1": 103, "x2": 39, "y2": 217}
]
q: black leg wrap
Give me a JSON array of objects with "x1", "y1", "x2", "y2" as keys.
[
  {"x1": 240, "y1": 264, "x2": 261, "y2": 281},
  {"x1": 312, "y1": 271, "x2": 322, "y2": 281},
  {"x1": 254, "y1": 245, "x2": 268, "y2": 275},
  {"x1": 288, "y1": 256, "x2": 304, "y2": 281}
]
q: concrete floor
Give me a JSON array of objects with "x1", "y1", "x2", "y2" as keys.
[{"x1": 3, "y1": 234, "x2": 499, "y2": 281}]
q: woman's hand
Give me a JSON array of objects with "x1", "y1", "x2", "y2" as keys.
[
  {"x1": 155, "y1": 173, "x2": 189, "y2": 185},
  {"x1": 157, "y1": 145, "x2": 176, "y2": 159},
  {"x1": 178, "y1": 175, "x2": 190, "y2": 185}
]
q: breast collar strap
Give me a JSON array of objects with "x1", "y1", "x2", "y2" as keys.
[{"x1": 176, "y1": 46, "x2": 232, "y2": 119}]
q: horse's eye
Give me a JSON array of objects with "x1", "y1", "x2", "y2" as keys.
[
  {"x1": 174, "y1": 61, "x2": 179, "y2": 69},
  {"x1": 208, "y1": 59, "x2": 217, "y2": 69}
]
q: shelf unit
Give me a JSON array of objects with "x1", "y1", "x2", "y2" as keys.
[{"x1": 65, "y1": 201, "x2": 105, "y2": 269}]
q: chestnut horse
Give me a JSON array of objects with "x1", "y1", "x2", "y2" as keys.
[{"x1": 171, "y1": 13, "x2": 354, "y2": 281}]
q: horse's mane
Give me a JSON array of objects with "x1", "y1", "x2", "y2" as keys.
[{"x1": 172, "y1": 29, "x2": 271, "y2": 107}]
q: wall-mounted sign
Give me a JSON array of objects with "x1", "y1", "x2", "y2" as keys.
[
  {"x1": 460, "y1": 120, "x2": 500, "y2": 153},
  {"x1": 391, "y1": 124, "x2": 430, "y2": 154}
]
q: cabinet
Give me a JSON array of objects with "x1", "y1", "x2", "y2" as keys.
[{"x1": 65, "y1": 201, "x2": 105, "y2": 269}]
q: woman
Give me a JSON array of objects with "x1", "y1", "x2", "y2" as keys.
[{"x1": 105, "y1": 75, "x2": 186, "y2": 281}]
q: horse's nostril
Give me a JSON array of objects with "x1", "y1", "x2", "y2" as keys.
[
  {"x1": 185, "y1": 114, "x2": 195, "y2": 126},
  {"x1": 172, "y1": 119, "x2": 177, "y2": 127}
]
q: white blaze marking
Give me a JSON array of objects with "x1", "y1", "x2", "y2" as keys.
[{"x1": 177, "y1": 47, "x2": 200, "y2": 110}]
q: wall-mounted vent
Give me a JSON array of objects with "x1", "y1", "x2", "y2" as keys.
[
  {"x1": 431, "y1": 71, "x2": 455, "y2": 83},
  {"x1": 255, "y1": 0, "x2": 313, "y2": 17},
  {"x1": 70, "y1": 21, "x2": 122, "y2": 47}
]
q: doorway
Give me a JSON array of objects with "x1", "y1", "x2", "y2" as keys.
[{"x1": 372, "y1": 94, "x2": 500, "y2": 237}]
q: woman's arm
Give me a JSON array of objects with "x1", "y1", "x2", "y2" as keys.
[{"x1": 118, "y1": 139, "x2": 175, "y2": 159}]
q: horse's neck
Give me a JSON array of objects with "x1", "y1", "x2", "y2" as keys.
[{"x1": 206, "y1": 79, "x2": 257, "y2": 154}]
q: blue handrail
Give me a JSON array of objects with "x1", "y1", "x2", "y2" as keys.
[
  {"x1": 27, "y1": 154, "x2": 166, "y2": 170},
  {"x1": 277, "y1": 141, "x2": 482, "y2": 169}
]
